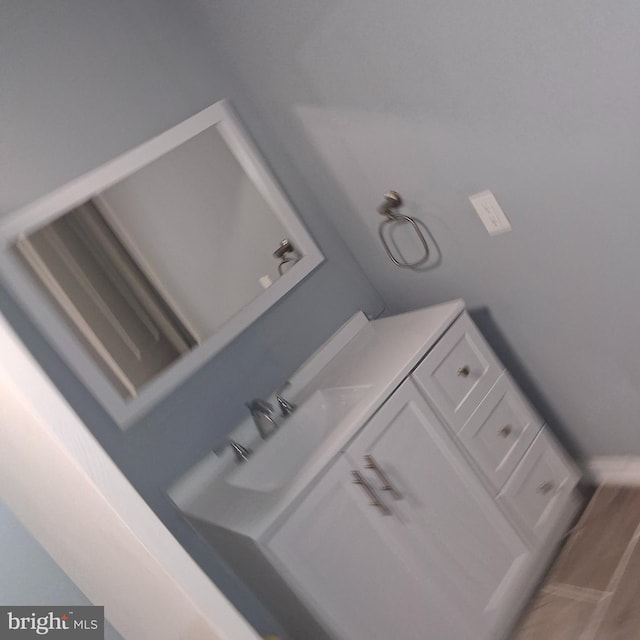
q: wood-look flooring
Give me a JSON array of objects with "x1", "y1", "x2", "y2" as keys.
[{"x1": 513, "y1": 486, "x2": 640, "y2": 639}]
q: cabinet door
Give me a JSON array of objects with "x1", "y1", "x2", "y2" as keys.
[
  {"x1": 346, "y1": 378, "x2": 530, "y2": 637},
  {"x1": 266, "y1": 454, "x2": 477, "y2": 640}
]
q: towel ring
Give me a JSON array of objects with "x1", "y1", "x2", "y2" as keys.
[{"x1": 377, "y1": 191, "x2": 430, "y2": 269}]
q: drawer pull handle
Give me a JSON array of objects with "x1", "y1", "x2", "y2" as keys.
[
  {"x1": 538, "y1": 481, "x2": 555, "y2": 496},
  {"x1": 352, "y1": 470, "x2": 391, "y2": 515},
  {"x1": 457, "y1": 365, "x2": 470, "y2": 378},
  {"x1": 364, "y1": 455, "x2": 402, "y2": 500},
  {"x1": 498, "y1": 425, "x2": 513, "y2": 438}
]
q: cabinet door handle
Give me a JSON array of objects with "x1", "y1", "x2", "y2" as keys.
[
  {"x1": 538, "y1": 481, "x2": 555, "y2": 496},
  {"x1": 498, "y1": 425, "x2": 513, "y2": 438},
  {"x1": 364, "y1": 455, "x2": 402, "y2": 500},
  {"x1": 457, "y1": 365, "x2": 470, "y2": 378},
  {"x1": 352, "y1": 470, "x2": 391, "y2": 515}
]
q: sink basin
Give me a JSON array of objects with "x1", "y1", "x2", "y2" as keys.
[{"x1": 225, "y1": 385, "x2": 369, "y2": 492}]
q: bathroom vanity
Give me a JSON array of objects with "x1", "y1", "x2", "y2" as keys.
[{"x1": 170, "y1": 300, "x2": 582, "y2": 640}]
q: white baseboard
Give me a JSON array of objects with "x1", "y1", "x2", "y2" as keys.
[{"x1": 586, "y1": 457, "x2": 640, "y2": 486}]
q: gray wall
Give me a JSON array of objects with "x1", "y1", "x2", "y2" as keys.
[
  {"x1": 195, "y1": 0, "x2": 640, "y2": 457},
  {"x1": 0, "y1": 501, "x2": 123, "y2": 640},
  {"x1": 0, "y1": 1, "x2": 383, "y2": 636}
]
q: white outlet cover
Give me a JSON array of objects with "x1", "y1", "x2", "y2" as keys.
[{"x1": 469, "y1": 190, "x2": 512, "y2": 235}]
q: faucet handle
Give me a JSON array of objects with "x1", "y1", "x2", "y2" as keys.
[
  {"x1": 275, "y1": 382, "x2": 297, "y2": 416},
  {"x1": 276, "y1": 393, "x2": 296, "y2": 416},
  {"x1": 213, "y1": 439, "x2": 252, "y2": 463},
  {"x1": 229, "y1": 440, "x2": 252, "y2": 463}
]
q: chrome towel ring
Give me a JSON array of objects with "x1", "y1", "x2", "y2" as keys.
[{"x1": 377, "y1": 191, "x2": 430, "y2": 269}]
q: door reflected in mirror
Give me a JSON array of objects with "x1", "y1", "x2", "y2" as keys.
[{"x1": 0, "y1": 100, "x2": 323, "y2": 426}]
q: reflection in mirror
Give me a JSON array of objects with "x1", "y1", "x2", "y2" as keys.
[
  {"x1": 16, "y1": 202, "x2": 200, "y2": 399},
  {"x1": 0, "y1": 100, "x2": 323, "y2": 426}
]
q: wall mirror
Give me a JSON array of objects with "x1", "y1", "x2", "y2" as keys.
[{"x1": 0, "y1": 100, "x2": 324, "y2": 428}]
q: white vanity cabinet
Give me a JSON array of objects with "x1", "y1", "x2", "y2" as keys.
[
  {"x1": 266, "y1": 379, "x2": 530, "y2": 640},
  {"x1": 172, "y1": 303, "x2": 583, "y2": 640},
  {"x1": 265, "y1": 311, "x2": 581, "y2": 640}
]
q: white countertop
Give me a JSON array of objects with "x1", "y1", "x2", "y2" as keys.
[{"x1": 169, "y1": 299, "x2": 464, "y2": 539}]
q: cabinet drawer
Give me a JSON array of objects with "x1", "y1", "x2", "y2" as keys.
[
  {"x1": 413, "y1": 312, "x2": 502, "y2": 431},
  {"x1": 459, "y1": 373, "x2": 542, "y2": 493},
  {"x1": 498, "y1": 428, "x2": 579, "y2": 544}
]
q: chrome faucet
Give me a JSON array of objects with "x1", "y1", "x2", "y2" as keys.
[{"x1": 246, "y1": 399, "x2": 278, "y2": 439}]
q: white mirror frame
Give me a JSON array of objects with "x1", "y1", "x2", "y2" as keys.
[{"x1": 0, "y1": 100, "x2": 324, "y2": 428}]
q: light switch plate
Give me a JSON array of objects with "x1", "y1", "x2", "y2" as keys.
[{"x1": 469, "y1": 190, "x2": 512, "y2": 235}]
